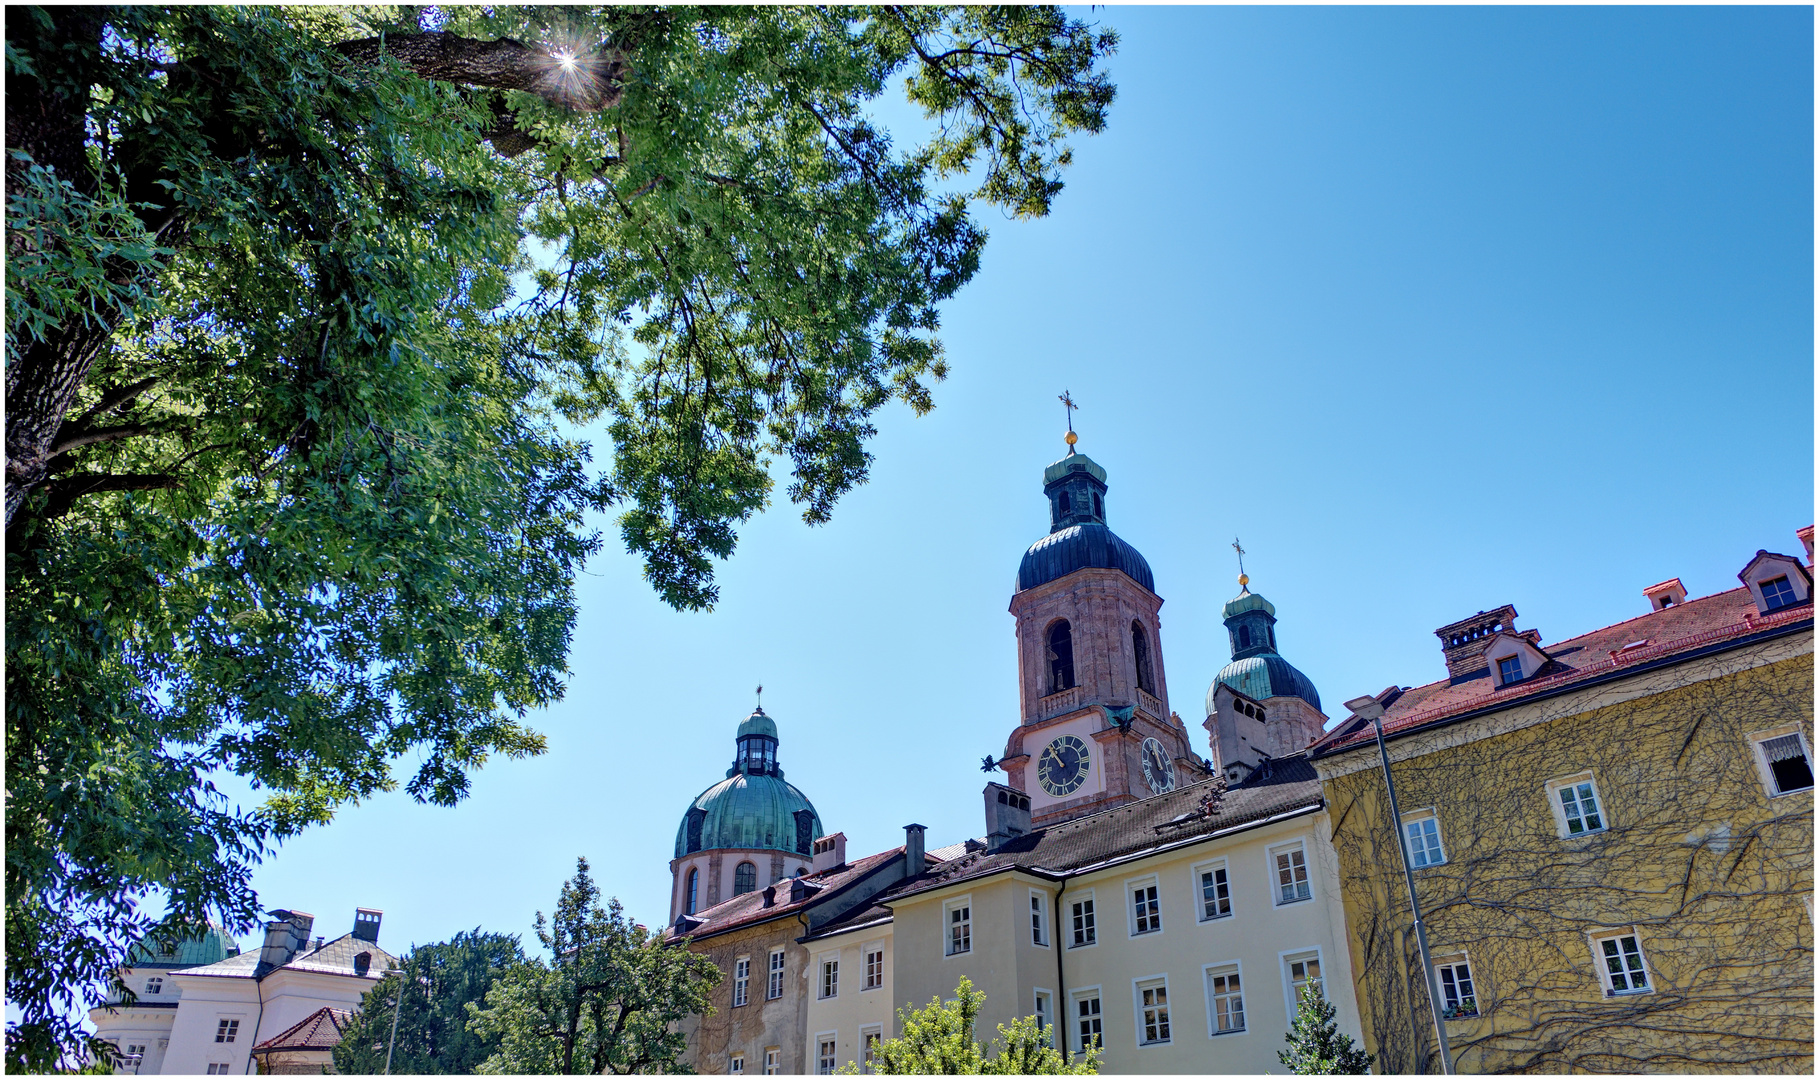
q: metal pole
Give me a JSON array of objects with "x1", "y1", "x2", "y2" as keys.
[
  {"x1": 1374, "y1": 714, "x2": 1455, "y2": 1075},
  {"x1": 384, "y1": 968, "x2": 405, "y2": 1076}
]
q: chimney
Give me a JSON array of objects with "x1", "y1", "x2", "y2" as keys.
[
  {"x1": 983, "y1": 783, "x2": 1032, "y2": 853},
  {"x1": 810, "y1": 833, "x2": 847, "y2": 874},
  {"x1": 1643, "y1": 578, "x2": 1687, "y2": 612},
  {"x1": 257, "y1": 909, "x2": 314, "y2": 971},
  {"x1": 1799, "y1": 525, "x2": 1814, "y2": 566},
  {"x1": 1434, "y1": 606, "x2": 1521, "y2": 681},
  {"x1": 903, "y1": 823, "x2": 926, "y2": 873},
  {"x1": 353, "y1": 908, "x2": 382, "y2": 943}
]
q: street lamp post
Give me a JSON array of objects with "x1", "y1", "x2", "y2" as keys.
[
  {"x1": 1344, "y1": 694, "x2": 1455, "y2": 1075},
  {"x1": 383, "y1": 968, "x2": 406, "y2": 1076}
]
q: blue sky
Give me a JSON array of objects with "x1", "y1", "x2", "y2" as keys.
[{"x1": 235, "y1": 6, "x2": 1812, "y2": 957}]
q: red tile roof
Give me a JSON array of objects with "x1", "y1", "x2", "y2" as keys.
[
  {"x1": 1315, "y1": 584, "x2": 1813, "y2": 756},
  {"x1": 250, "y1": 1006, "x2": 351, "y2": 1053},
  {"x1": 663, "y1": 846, "x2": 909, "y2": 944}
]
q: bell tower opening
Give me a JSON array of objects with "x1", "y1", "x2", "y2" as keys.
[
  {"x1": 1048, "y1": 620, "x2": 1076, "y2": 692},
  {"x1": 1133, "y1": 621, "x2": 1155, "y2": 694}
]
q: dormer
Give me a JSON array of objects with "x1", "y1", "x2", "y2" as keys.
[
  {"x1": 1738, "y1": 550, "x2": 1812, "y2": 615},
  {"x1": 1483, "y1": 631, "x2": 1549, "y2": 688},
  {"x1": 810, "y1": 832, "x2": 847, "y2": 874},
  {"x1": 1643, "y1": 578, "x2": 1687, "y2": 611}
]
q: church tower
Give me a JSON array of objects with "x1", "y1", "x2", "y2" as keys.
[
  {"x1": 1202, "y1": 575, "x2": 1327, "y2": 782},
  {"x1": 998, "y1": 435, "x2": 1209, "y2": 827}
]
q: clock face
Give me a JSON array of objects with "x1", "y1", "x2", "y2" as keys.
[
  {"x1": 1142, "y1": 738, "x2": 1176, "y2": 795},
  {"x1": 1038, "y1": 735, "x2": 1092, "y2": 797}
]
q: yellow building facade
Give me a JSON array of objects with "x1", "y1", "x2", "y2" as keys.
[{"x1": 1312, "y1": 540, "x2": 1814, "y2": 1073}]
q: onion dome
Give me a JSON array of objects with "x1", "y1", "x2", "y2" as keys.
[
  {"x1": 674, "y1": 708, "x2": 823, "y2": 860},
  {"x1": 1016, "y1": 451, "x2": 1155, "y2": 593},
  {"x1": 1206, "y1": 582, "x2": 1322, "y2": 714}
]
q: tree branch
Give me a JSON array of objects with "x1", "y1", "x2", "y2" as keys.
[
  {"x1": 39, "y1": 472, "x2": 180, "y2": 520},
  {"x1": 333, "y1": 31, "x2": 629, "y2": 112}
]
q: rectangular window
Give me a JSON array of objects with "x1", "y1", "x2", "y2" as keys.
[
  {"x1": 820, "y1": 957, "x2": 839, "y2": 999},
  {"x1": 1436, "y1": 959, "x2": 1477, "y2": 1018},
  {"x1": 763, "y1": 1047, "x2": 780, "y2": 1075},
  {"x1": 1070, "y1": 897, "x2": 1096, "y2": 947},
  {"x1": 864, "y1": 947, "x2": 884, "y2": 990},
  {"x1": 1074, "y1": 992, "x2": 1103, "y2": 1049},
  {"x1": 1758, "y1": 733, "x2": 1815, "y2": 795},
  {"x1": 817, "y1": 1037, "x2": 837, "y2": 1075},
  {"x1": 1497, "y1": 655, "x2": 1524, "y2": 685},
  {"x1": 1034, "y1": 991, "x2": 1054, "y2": 1048},
  {"x1": 144, "y1": 977, "x2": 163, "y2": 995},
  {"x1": 860, "y1": 1027, "x2": 883, "y2": 1073},
  {"x1": 1596, "y1": 933, "x2": 1650, "y2": 994},
  {"x1": 1136, "y1": 978, "x2": 1171, "y2": 1045},
  {"x1": 767, "y1": 950, "x2": 785, "y2": 1000},
  {"x1": 1207, "y1": 965, "x2": 1244, "y2": 1035},
  {"x1": 1198, "y1": 863, "x2": 1232, "y2": 921},
  {"x1": 1031, "y1": 892, "x2": 1048, "y2": 946},
  {"x1": 1285, "y1": 951, "x2": 1324, "y2": 1009},
  {"x1": 1405, "y1": 816, "x2": 1445, "y2": 867},
  {"x1": 214, "y1": 1019, "x2": 239, "y2": 1044},
  {"x1": 1273, "y1": 843, "x2": 1312, "y2": 904},
  {"x1": 124, "y1": 1044, "x2": 147, "y2": 1071},
  {"x1": 1131, "y1": 882, "x2": 1162, "y2": 935},
  {"x1": 729, "y1": 1053, "x2": 745, "y2": 1074},
  {"x1": 1761, "y1": 575, "x2": 1798, "y2": 611},
  {"x1": 732, "y1": 956, "x2": 751, "y2": 1007},
  {"x1": 1558, "y1": 779, "x2": 1605, "y2": 835},
  {"x1": 947, "y1": 901, "x2": 972, "y2": 956},
  {"x1": 206, "y1": 1065, "x2": 231, "y2": 1075}
]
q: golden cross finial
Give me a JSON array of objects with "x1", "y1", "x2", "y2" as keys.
[
  {"x1": 1058, "y1": 391, "x2": 1079, "y2": 450},
  {"x1": 755, "y1": 684, "x2": 763, "y2": 711},
  {"x1": 1232, "y1": 537, "x2": 1249, "y2": 588}
]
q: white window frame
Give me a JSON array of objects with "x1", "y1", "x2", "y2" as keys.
[
  {"x1": 762, "y1": 1047, "x2": 780, "y2": 1075},
  {"x1": 1068, "y1": 890, "x2": 1098, "y2": 949},
  {"x1": 944, "y1": 896, "x2": 973, "y2": 957},
  {"x1": 862, "y1": 942, "x2": 885, "y2": 990},
  {"x1": 729, "y1": 1052, "x2": 745, "y2": 1074},
  {"x1": 1192, "y1": 857, "x2": 1234, "y2": 923},
  {"x1": 1545, "y1": 772, "x2": 1609, "y2": 838},
  {"x1": 1132, "y1": 974, "x2": 1173, "y2": 1047},
  {"x1": 1401, "y1": 809, "x2": 1446, "y2": 868},
  {"x1": 1749, "y1": 727, "x2": 1814, "y2": 798},
  {"x1": 733, "y1": 955, "x2": 751, "y2": 1007},
  {"x1": 1033, "y1": 988, "x2": 1055, "y2": 1049},
  {"x1": 1070, "y1": 986, "x2": 1104, "y2": 1051},
  {"x1": 859, "y1": 1025, "x2": 883, "y2": 1073},
  {"x1": 1589, "y1": 929, "x2": 1653, "y2": 996},
  {"x1": 206, "y1": 1065, "x2": 232, "y2": 1075},
  {"x1": 1267, "y1": 839, "x2": 1315, "y2": 906},
  {"x1": 766, "y1": 949, "x2": 786, "y2": 1000},
  {"x1": 1126, "y1": 874, "x2": 1163, "y2": 937},
  {"x1": 814, "y1": 1032, "x2": 838, "y2": 1075},
  {"x1": 1280, "y1": 947, "x2": 1326, "y2": 1017},
  {"x1": 213, "y1": 1017, "x2": 241, "y2": 1044},
  {"x1": 1433, "y1": 953, "x2": 1479, "y2": 1020},
  {"x1": 1029, "y1": 889, "x2": 1050, "y2": 948},
  {"x1": 818, "y1": 953, "x2": 839, "y2": 999},
  {"x1": 144, "y1": 976, "x2": 163, "y2": 995},
  {"x1": 1203, "y1": 960, "x2": 1246, "y2": 1037}
]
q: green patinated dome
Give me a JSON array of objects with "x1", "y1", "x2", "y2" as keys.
[
  {"x1": 675, "y1": 706, "x2": 822, "y2": 860},
  {"x1": 126, "y1": 922, "x2": 239, "y2": 967},
  {"x1": 1206, "y1": 584, "x2": 1322, "y2": 715}
]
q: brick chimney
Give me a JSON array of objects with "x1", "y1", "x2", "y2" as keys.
[
  {"x1": 1434, "y1": 606, "x2": 1520, "y2": 681},
  {"x1": 257, "y1": 910, "x2": 314, "y2": 971},
  {"x1": 1643, "y1": 578, "x2": 1687, "y2": 611},
  {"x1": 1798, "y1": 525, "x2": 1814, "y2": 566},
  {"x1": 983, "y1": 783, "x2": 1032, "y2": 853}
]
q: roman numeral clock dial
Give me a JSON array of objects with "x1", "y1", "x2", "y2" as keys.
[{"x1": 1038, "y1": 735, "x2": 1091, "y2": 797}]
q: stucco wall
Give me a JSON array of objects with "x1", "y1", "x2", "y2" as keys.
[
  {"x1": 802, "y1": 922, "x2": 896, "y2": 1073},
  {"x1": 682, "y1": 916, "x2": 814, "y2": 1075}
]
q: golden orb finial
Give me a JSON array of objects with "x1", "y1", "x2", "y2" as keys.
[
  {"x1": 1064, "y1": 430, "x2": 1078, "y2": 447},
  {"x1": 1238, "y1": 573, "x2": 1249, "y2": 588}
]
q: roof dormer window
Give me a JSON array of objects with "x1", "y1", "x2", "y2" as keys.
[
  {"x1": 1484, "y1": 631, "x2": 1548, "y2": 687},
  {"x1": 1761, "y1": 576, "x2": 1797, "y2": 612},
  {"x1": 1497, "y1": 655, "x2": 1523, "y2": 686},
  {"x1": 1739, "y1": 550, "x2": 1811, "y2": 615}
]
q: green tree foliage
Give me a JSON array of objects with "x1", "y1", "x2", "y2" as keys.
[
  {"x1": 853, "y1": 976, "x2": 1101, "y2": 1075},
  {"x1": 1279, "y1": 986, "x2": 1375, "y2": 1075},
  {"x1": 466, "y1": 858, "x2": 720, "y2": 1074},
  {"x1": 3, "y1": 5, "x2": 1115, "y2": 1069},
  {"x1": 332, "y1": 929, "x2": 524, "y2": 1075}
]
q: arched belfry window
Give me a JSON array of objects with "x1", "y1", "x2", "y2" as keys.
[
  {"x1": 685, "y1": 868, "x2": 700, "y2": 915},
  {"x1": 1237, "y1": 625, "x2": 1252, "y2": 650},
  {"x1": 1059, "y1": 491, "x2": 1072, "y2": 516},
  {"x1": 685, "y1": 808, "x2": 707, "y2": 854},
  {"x1": 1132, "y1": 621, "x2": 1155, "y2": 694},
  {"x1": 794, "y1": 809, "x2": 817, "y2": 856},
  {"x1": 734, "y1": 862, "x2": 757, "y2": 896},
  {"x1": 1048, "y1": 621, "x2": 1076, "y2": 693},
  {"x1": 1093, "y1": 492, "x2": 1103, "y2": 518}
]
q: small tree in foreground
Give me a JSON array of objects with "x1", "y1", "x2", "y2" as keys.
[
  {"x1": 1280, "y1": 985, "x2": 1374, "y2": 1075},
  {"x1": 851, "y1": 977, "x2": 1100, "y2": 1074}
]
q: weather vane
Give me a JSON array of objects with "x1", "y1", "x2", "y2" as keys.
[
  {"x1": 1232, "y1": 537, "x2": 1248, "y2": 588},
  {"x1": 755, "y1": 684, "x2": 763, "y2": 711},
  {"x1": 1058, "y1": 390, "x2": 1079, "y2": 451}
]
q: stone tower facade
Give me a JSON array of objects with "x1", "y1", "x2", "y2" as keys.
[{"x1": 998, "y1": 448, "x2": 1209, "y2": 827}]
